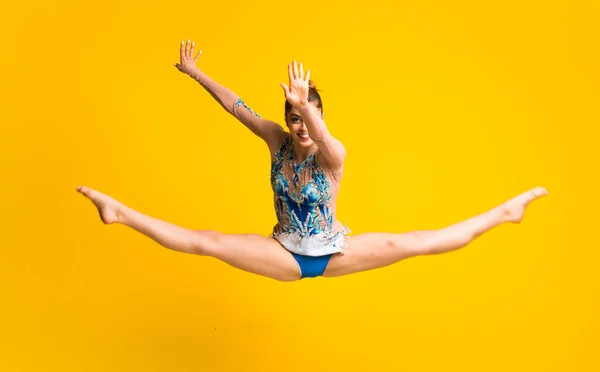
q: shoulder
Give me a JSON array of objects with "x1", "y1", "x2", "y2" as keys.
[{"x1": 269, "y1": 131, "x2": 291, "y2": 158}]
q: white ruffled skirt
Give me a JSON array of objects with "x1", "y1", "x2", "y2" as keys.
[{"x1": 271, "y1": 225, "x2": 352, "y2": 257}]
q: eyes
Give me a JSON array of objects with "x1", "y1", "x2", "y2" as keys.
[{"x1": 290, "y1": 116, "x2": 302, "y2": 124}]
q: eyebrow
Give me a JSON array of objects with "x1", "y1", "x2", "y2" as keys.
[{"x1": 291, "y1": 114, "x2": 301, "y2": 118}]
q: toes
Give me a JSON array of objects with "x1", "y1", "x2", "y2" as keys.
[
  {"x1": 532, "y1": 187, "x2": 548, "y2": 198},
  {"x1": 77, "y1": 186, "x2": 93, "y2": 197},
  {"x1": 518, "y1": 187, "x2": 548, "y2": 206}
]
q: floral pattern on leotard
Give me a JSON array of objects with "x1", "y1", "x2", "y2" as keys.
[
  {"x1": 234, "y1": 98, "x2": 261, "y2": 118},
  {"x1": 270, "y1": 134, "x2": 349, "y2": 256}
]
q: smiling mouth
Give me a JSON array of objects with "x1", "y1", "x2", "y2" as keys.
[{"x1": 298, "y1": 133, "x2": 310, "y2": 140}]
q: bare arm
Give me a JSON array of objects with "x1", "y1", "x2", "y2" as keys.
[
  {"x1": 281, "y1": 61, "x2": 346, "y2": 171},
  {"x1": 174, "y1": 40, "x2": 285, "y2": 152}
]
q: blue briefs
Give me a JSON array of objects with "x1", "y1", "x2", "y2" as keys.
[{"x1": 290, "y1": 252, "x2": 334, "y2": 279}]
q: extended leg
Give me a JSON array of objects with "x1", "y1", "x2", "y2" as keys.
[
  {"x1": 324, "y1": 187, "x2": 548, "y2": 277},
  {"x1": 76, "y1": 186, "x2": 301, "y2": 281}
]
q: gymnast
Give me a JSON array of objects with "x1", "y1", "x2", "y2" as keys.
[{"x1": 76, "y1": 40, "x2": 548, "y2": 281}]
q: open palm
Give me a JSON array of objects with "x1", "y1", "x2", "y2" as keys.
[
  {"x1": 280, "y1": 61, "x2": 311, "y2": 108},
  {"x1": 174, "y1": 39, "x2": 202, "y2": 75}
]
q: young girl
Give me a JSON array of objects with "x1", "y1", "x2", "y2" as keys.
[{"x1": 76, "y1": 40, "x2": 548, "y2": 281}]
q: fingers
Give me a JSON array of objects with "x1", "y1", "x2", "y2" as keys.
[
  {"x1": 180, "y1": 39, "x2": 196, "y2": 59},
  {"x1": 194, "y1": 49, "x2": 202, "y2": 61},
  {"x1": 189, "y1": 40, "x2": 195, "y2": 58},
  {"x1": 176, "y1": 40, "x2": 203, "y2": 72},
  {"x1": 288, "y1": 61, "x2": 309, "y2": 80},
  {"x1": 280, "y1": 83, "x2": 290, "y2": 98},
  {"x1": 178, "y1": 39, "x2": 202, "y2": 64},
  {"x1": 180, "y1": 40, "x2": 190, "y2": 60}
]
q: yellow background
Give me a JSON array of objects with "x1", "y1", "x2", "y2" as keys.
[{"x1": 1, "y1": 0, "x2": 598, "y2": 371}]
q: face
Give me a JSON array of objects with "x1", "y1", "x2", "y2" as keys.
[{"x1": 286, "y1": 102, "x2": 323, "y2": 148}]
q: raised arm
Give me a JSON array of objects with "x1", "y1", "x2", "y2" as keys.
[
  {"x1": 280, "y1": 61, "x2": 346, "y2": 171},
  {"x1": 174, "y1": 40, "x2": 285, "y2": 153}
]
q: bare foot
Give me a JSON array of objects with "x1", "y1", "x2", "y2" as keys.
[
  {"x1": 502, "y1": 187, "x2": 548, "y2": 224},
  {"x1": 76, "y1": 186, "x2": 125, "y2": 224}
]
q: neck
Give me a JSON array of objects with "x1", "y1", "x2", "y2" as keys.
[{"x1": 292, "y1": 140, "x2": 317, "y2": 163}]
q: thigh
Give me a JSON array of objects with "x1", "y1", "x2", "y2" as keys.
[
  {"x1": 323, "y1": 231, "x2": 425, "y2": 277},
  {"x1": 196, "y1": 230, "x2": 301, "y2": 282}
]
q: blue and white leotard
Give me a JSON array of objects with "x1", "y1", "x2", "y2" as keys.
[{"x1": 269, "y1": 133, "x2": 351, "y2": 273}]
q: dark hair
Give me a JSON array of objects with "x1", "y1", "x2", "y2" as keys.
[{"x1": 285, "y1": 80, "x2": 323, "y2": 120}]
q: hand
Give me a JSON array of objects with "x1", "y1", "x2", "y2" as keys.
[
  {"x1": 280, "y1": 61, "x2": 311, "y2": 109},
  {"x1": 174, "y1": 39, "x2": 202, "y2": 75}
]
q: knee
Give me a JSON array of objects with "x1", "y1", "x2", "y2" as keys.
[
  {"x1": 401, "y1": 230, "x2": 436, "y2": 257},
  {"x1": 189, "y1": 229, "x2": 221, "y2": 256}
]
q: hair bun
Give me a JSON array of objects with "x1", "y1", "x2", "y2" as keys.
[{"x1": 308, "y1": 80, "x2": 317, "y2": 90}]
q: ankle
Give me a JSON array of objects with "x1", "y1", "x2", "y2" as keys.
[{"x1": 496, "y1": 204, "x2": 511, "y2": 224}]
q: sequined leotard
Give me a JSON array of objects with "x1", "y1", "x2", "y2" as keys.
[{"x1": 269, "y1": 134, "x2": 350, "y2": 256}]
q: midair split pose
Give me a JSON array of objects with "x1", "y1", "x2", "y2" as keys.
[{"x1": 76, "y1": 40, "x2": 548, "y2": 281}]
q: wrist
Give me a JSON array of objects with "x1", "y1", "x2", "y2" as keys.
[
  {"x1": 185, "y1": 67, "x2": 203, "y2": 80},
  {"x1": 295, "y1": 100, "x2": 309, "y2": 110}
]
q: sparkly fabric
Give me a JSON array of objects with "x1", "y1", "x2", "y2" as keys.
[{"x1": 270, "y1": 134, "x2": 350, "y2": 256}]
